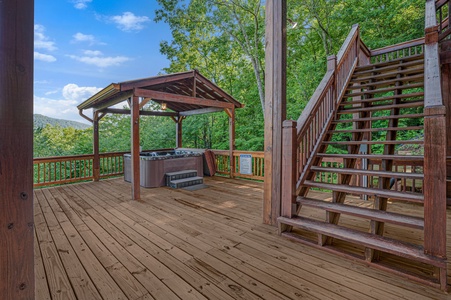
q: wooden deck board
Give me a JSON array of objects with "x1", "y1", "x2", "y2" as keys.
[{"x1": 34, "y1": 177, "x2": 450, "y2": 299}]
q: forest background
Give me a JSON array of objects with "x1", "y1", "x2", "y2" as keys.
[{"x1": 34, "y1": 0, "x2": 425, "y2": 158}]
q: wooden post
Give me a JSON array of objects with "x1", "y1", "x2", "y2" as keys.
[
  {"x1": 0, "y1": 0, "x2": 35, "y2": 299},
  {"x1": 229, "y1": 108, "x2": 236, "y2": 178},
  {"x1": 131, "y1": 95, "x2": 141, "y2": 200},
  {"x1": 424, "y1": 107, "x2": 447, "y2": 258},
  {"x1": 423, "y1": 19, "x2": 446, "y2": 259},
  {"x1": 93, "y1": 111, "x2": 100, "y2": 181},
  {"x1": 176, "y1": 116, "x2": 183, "y2": 148},
  {"x1": 281, "y1": 120, "x2": 297, "y2": 219},
  {"x1": 263, "y1": 0, "x2": 287, "y2": 225}
]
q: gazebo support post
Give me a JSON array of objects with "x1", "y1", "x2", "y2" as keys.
[
  {"x1": 93, "y1": 111, "x2": 100, "y2": 181},
  {"x1": 0, "y1": 0, "x2": 35, "y2": 298},
  {"x1": 176, "y1": 116, "x2": 183, "y2": 148},
  {"x1": 131, "y1": 95, "x2": 141, "y2": 200},
  {"x1": 263, "y1": 0, "x2": 287, "y2": 225},
  {"x1": 228, "y1": 108, "x2": 236, "y2": 178}
]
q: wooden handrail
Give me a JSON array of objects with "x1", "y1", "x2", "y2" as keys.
[{"x1": 296, "y1": 70, "x2": 334, "y2": 135}]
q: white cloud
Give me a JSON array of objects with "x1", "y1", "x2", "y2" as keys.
[
  {"x1": 110, "y1": 12, "x2": 150, "y2": 32},
  {"x1": 34, "y1": 25, "x2": 57, "y2": 51},
  {"x1": 34, "y1": 83, "x2": 101, "y2": 123},
  {"x1": 72, "y1": 32, "x2": 95, "y2": 44},
  {"x1": 83, "y1": 50, "x2": 103, "y2": 56},
  {"x1": 45, "y1": 89, "x2": 59, "y2": 96},
  {"x1": 68, "y1": 54, "x2": 130, "y2": 68},
  {"x1": 72, "y1": 0, "x2": 92, "y2": 9},
  {"x1": 34, "y1": 51, "x2": 57, "y2": 62},
  {"x1": 62, "y1": 83, "x2": 102, "y2": 101},
  {"x1": 34, "y1": 95, "x2": 80, "y2": 121}
]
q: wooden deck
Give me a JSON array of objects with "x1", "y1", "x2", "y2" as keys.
[{"x1": 34, "y1": 177, "x2": 450, "y2": 300}]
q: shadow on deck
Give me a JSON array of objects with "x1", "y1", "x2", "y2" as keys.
[{"x1": 34, "y1": 177, "x2": 449, "y2": 299}]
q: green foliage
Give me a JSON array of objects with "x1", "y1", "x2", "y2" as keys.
[
  {"x1": 34, "y1": 114, "x2": 90, "y2": 130},
  {"x1": 34, "y1": 125, "x2": 92, "y2": 157}
]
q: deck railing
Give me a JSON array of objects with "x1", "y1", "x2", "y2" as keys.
[
  {"x1": 34, "y1": 151, "x2": 127, "y2": 187},
  {"x1": 33, "y1": 149, "x2": 265, "y2": 187},
  {"x1": 212, "y1": 150, "x2": 264, "y2": 181}
]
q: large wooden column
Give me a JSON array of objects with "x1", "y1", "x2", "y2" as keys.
[
  {"x1": 131, "y1": 96, "x2": 141, "y2": 200},
  {"x1": 263, "y1": 0, "x2": 287, "y2": 225},
  {"x1": 0, "y1": 0, "x2": 35, "y2": 299},
  {"x1": 93, "y1": 111, "x2": 100, "y2": 181},
  {"x1": 423, "y1": 16, "x2": 446, "y2": 259}
]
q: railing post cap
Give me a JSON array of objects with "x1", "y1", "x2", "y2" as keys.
[{"x1": 283, "y1": 120, "x2": 297, "y2": 128}]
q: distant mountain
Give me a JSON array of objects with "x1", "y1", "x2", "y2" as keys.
[{"x1": 34, "y1": 114, "x2": 91, "y2": 130}]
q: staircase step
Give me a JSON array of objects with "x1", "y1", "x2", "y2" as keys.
[
  {"x1": 355, "y1": 54, "x2": 424, "y2": 72},
  {"x1": 348, "y1": 66, "x2": 424, "y2": 83},
  {"x1": 329, "y1": 126, "x2": 423, "y2": 134},
  {"x1": 344, "y1": 82, "x2": 423, "y2": 98},
  {"x1": 323, "y1": 140, "x2": 423, "y2": 146},
  {"x1": 310, "y1": 166, "x2": 424, "y2": 180},
  {"x1": 297, "y1": 197, "x2": 424, "y2": 229},
  {"x1": 277, "y1": 216, "x2": 444, "y2": 267},
  {"x1": 349, "y1": 73, "x2": 424, "y2": 89},
  {"x1": 351, "y1": 67, "x2": 424, "y2": 82},
  {"x1": 168, "y1": 176, "x2": 203, "y2": 189},
  {"x1": 332, "y1": 113, "x2": 424, "y2": 124},
  {"x1": 353, "y1": 56, "x2": 424, "y2": 76},
  {"x1": 165, "y1": 170, "x2": 198, "y2": 186},
  {"x1": 303, "y1": 180, "x2": 424, "y2": 203},
  {"x1": 337, "y1": 100, "x2": 423, "y2": 114},
  {"x1": 317, "y1": 153, "x2": 424, "y2": 162},
  {"x1": 339, "y1": 92, "x2": 424, "y2": 106}
]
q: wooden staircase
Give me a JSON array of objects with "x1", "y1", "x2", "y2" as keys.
[{"x1": 278, "y1": 1, "x2": 449, "y2": 291}]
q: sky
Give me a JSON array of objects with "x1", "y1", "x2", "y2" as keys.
[{"x1": 34, "y1": 0, "x2": 172, "y2": 124}]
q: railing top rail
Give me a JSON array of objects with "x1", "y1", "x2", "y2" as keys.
[
  {"x1": 370, "y1": 37, "x2": 425, "y2": 57},
  {"x1": 436, "y1": 0, "x2": 448, "y2": 9},
  {"x1": 336, "y1": 24, "x2": 359, "y2": 67},
  {"x1": 34, "y1": 151, "x2": 129, "y2": 162}
]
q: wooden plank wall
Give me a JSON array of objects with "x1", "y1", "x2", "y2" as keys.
[{"x1": 0, "y1": 0, "x2": 35, "y2": 299}]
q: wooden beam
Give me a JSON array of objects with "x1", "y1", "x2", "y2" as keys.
[
  {"x1": 180, "y1": 107, "x2": 224, "y2": 116},
  {"x1": 263, "y1": 0, "x2": 287, "y2": 225},
  {"x1": 134, "y1": 88, "x2": 235, "y2": 109},
  {"x1": 131, "y1": 96, "x2": 141, "y2": 200},
  {"x1": 0, "y1": 0, "x2": 35, "y2": 299},
  {"x1": 100, "y1": 108, "x2": 178, "y2": 117},
  {"x1": 93, "y1": 111, "x2": 100, "y2": 182},
  {"x1": 92, "y1": 91, "x2": 134, "y2": 111}
]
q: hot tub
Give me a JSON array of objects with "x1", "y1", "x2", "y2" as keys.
[{"x1": 124, "y1": 150, "x2": 203, "y2": 188}]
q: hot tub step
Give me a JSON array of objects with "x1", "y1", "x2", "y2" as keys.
[
  {"x1": 168, "y1": 176, "x2": 203, "y2": 189},
  {"x1": 165, "y1": 170, "x2": 198, "y2": 186}
]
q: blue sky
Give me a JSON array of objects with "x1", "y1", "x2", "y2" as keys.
[{"x1": 34, "y1": 0, "x2": 172, "y2": 123}]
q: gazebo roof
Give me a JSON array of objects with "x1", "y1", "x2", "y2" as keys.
[{"x1": 77, "y1": 70, "x2": 243, "y2": 114}]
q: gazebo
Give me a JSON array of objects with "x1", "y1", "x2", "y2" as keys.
[{"x1": 77, "y1": 70, "x2": 243, "y2": 200}]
